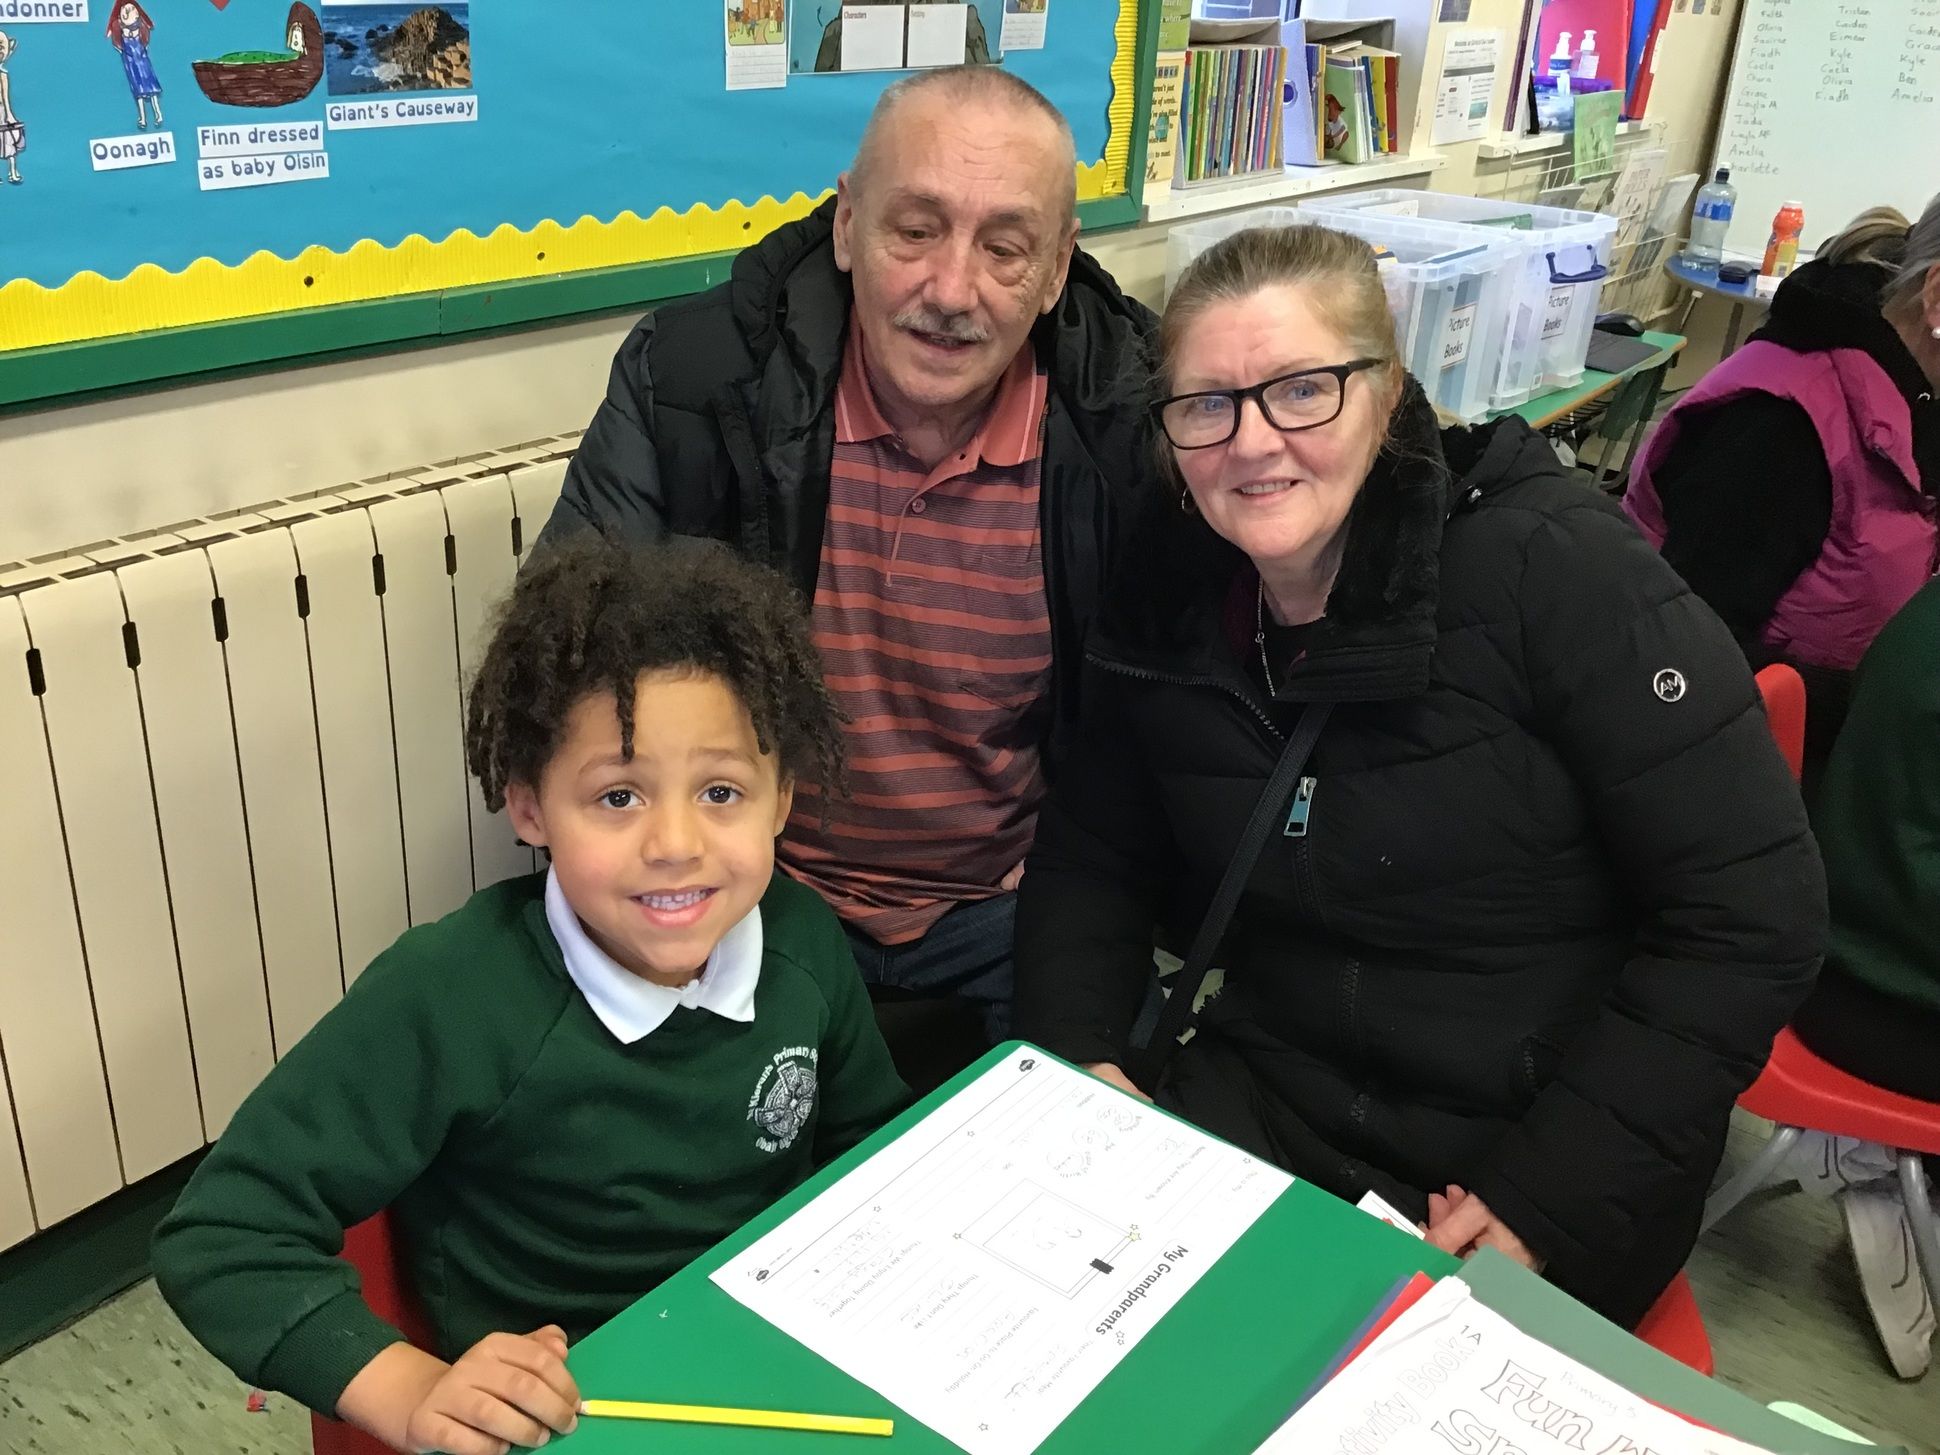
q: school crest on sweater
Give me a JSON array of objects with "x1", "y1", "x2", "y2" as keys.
[{"x1": 747, "y1": 1046, "x2": 819, "y2": 1153}]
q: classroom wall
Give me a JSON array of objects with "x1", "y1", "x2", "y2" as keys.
[
  {"x1": 0, "y1": 228, "x2": 1168, "y2": 564},
  {"x1": 0, "y1": 316, "x2": 636, "y2": 564},
  {"x1": 1639, "y1": 2, "x2": 1745, "y2": 184},
  {"x1": 2, "y1": 0, "x2": 1753, "y2": 566},
  {"x1": 1406, "y1": 0, "x2": 1533, "y2": 199}
]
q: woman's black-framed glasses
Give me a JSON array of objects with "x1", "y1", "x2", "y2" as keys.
[{"x1": 1152, "y1": 358, "x2": 1386, "y2": 450}]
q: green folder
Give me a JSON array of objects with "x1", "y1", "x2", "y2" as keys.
[
  {"x1": 533, "y1": 1045, "x2": 1454, "y2": 1453},
  {"x1": 525, "y1": 1045, "x2": 1904, "y2": 1454}
]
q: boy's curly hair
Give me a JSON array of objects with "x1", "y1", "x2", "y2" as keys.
[{"x1": 464, "y1": 535, "x2": 845, "y2": 812}]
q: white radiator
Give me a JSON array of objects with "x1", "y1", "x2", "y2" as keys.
[{"x1": 0, "y1": 434, "x2": 580, "y2": 1250}]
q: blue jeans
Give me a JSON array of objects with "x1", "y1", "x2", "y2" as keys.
[{"x1": 844, "y1": 893, "x2": 1016, "y2": 1045}]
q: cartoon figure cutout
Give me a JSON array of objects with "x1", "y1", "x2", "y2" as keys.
[
  {"x1": 108, "y1": 2, "x2": 165, "y2": 131},
  {"x1": 0, "y1": 31, "x2": 22, "y2": 186}
]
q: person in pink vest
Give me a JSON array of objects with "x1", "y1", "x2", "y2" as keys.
[{"x1": 1625, "y1": 197, "x2": 1940, "y2": 796}]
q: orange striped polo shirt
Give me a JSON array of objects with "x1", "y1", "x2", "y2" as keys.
[{"x1": 778, "y1": 326, "x2": 1053, "y2": 945}]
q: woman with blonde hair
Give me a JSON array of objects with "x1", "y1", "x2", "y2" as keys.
[
  {"x1": 1014, "y1": 223, "x2": 1825, "y2": 1326},
  {"x1": 1625, "y1": 196, "x2": 1940, "y2": 794}
]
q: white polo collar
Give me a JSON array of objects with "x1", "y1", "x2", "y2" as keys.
[{"x1": 543, "y1": 867, "x2": 761, "y2": 1044}]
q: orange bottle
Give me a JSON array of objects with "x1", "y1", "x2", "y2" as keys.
[{"x1": 1763, "y1": 201, "x2": 1805, "y2": 279}]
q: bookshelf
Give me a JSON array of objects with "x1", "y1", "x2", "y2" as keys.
[{"x1": 1142, "y1": 153, "x2": 1445, "y2": 224}]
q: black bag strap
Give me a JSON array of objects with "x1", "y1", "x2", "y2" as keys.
[{"x1": 1133, "y1": 701, "x2": 1334, "y2": 1087}]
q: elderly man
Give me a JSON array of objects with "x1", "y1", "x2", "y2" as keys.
[{"x1": 540, "y1": 67, "x2": 1155, "y2": 1072}]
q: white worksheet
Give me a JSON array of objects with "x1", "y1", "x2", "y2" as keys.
[
  {"x1": 712, "y1": 1047, "x2": 1292, "y2": 1455},
  {"x1": 839, "y1": 4, "x2": 907, "y2": 70},
  {"x1": 905, "y1": 2, "x2": 969, "y2": 67},
  {"x1": 1255, "y1": 1277, "x2": 1776, "y2": 1455}
]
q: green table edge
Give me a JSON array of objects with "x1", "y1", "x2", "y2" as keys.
[
  {"x1": 540, "y1": 1041, "x2": 1456, "y2": 1454},
  {"x1": 540, "y1": 1040, "x2": 1902, "y2": 1455},
  {"x1": 1499, "y1": 330, "x2": 1686, "y2": 430}
]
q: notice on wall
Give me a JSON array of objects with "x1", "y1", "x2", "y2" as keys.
[
  {"x1": 197, "y1": 118, "x2": 329, "y2": 190},
  {"x1": 838, "y1": 4, "x2": 906, "y2": 70},
  {"x1": 325, "y1": 95, "x2": 478, "y2": 130},
  {"x1": 90, "y1": 130, "x2": 177, "y2": 170},
  {"x1": 724, "y1": 0, "x2": 787, "y2": 90},
  {"x1": 907, "y1": 2, "x2": 969, "y2": 66},
  {"x1": 1430, "y1": 27, "x2": 1501, "y2": 146},
  {"x1": 0, "y1": 1, "x2": 89, "y2": 21},
  {"x1": 1001, "y1": 0, "x2": 1048, "y2": 51}
]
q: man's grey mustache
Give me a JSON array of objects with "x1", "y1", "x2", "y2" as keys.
[{"x1": 892, "y1": 310, "x2": 991, "y2": 344}]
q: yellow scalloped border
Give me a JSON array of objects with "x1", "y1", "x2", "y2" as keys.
[{"x1": 0, "y1": 0, "x2": 1138, "y2": 353}]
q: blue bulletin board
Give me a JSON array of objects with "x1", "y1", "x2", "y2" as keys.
[{"x1": 0, "y1": 0, "x2": 1140, "y2": 360}]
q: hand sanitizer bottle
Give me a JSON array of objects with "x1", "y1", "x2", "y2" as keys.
[{"x1": 1576, "y1": 29, "x2": 1599, "y2": 80}]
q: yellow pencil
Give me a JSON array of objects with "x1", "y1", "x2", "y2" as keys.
[{"x1": 579, "y1": 1399, "x2": 895, "y2": 1438}]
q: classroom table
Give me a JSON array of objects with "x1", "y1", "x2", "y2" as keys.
[
  {"x1": 543, "y1": 1049, "x2": 1452, "y2": 1455},
  {"x1": 1493, "y1": 330, "x2": 1687, "y2": 489},
  {"x1": 1499, "y1": 329, "x2": 1687, "y2": 432},
  {"x1": 1665, "y1": 253, "x2": 1773, "y2": 357},
  {"x1": 533, "y1": 1043, "x2": 1889, "y2": 1455}
]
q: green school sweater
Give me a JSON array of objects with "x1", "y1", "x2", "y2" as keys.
[
  {"x1": 1815, "y1": 576, "x2": 1940, "y2": 1016},
  {"x1": 151, "y1": 870, "x2": 908, "y2": 1418}
]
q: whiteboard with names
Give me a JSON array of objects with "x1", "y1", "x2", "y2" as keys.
[{"x1": 1711, "y1": 0, "x2": 1940, "y2": 261}]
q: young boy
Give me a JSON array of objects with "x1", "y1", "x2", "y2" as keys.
[{"x1": 152, "y1": 538, "x2": 909, "y2": 1455}]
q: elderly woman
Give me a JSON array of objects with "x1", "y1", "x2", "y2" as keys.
[
  {"x1": 1013, "y1": 224, "x2": 1825, "y2": 1326},
  {"x1": 1625, "y1": 197, "x2": 1940, "y2": 796}
]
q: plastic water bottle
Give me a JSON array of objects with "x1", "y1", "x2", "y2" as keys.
[{"x1": 1686, "y1": 168, "x2": 1736, "y2": 269}]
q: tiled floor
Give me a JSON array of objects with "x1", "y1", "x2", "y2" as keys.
[
  {"x1": 1, "y1": 1114, "x2": 1933, "y2": 1455},
  {"x1": 0, "y1": 1277, "x2": 307, "y2": 1454}
]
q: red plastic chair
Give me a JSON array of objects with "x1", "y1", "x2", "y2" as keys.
[
  {"x1": 1753, "y1": 663, "x2": 1806, "y2": 783},
  {"x1": 1704, "y1": 665, "x2": 1940, "y2": 1315},
  {"x1": 311, "y1": 1210, "x2": 435, "y2": 1455},
  {"x1": 1633, "y1": 1272, "x2": 1714, "y2": 1376},
  {"x1": 1703, "y1": 1028, "x2": 1940, "y2": 1310}
]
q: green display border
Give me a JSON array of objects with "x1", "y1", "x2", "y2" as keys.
[{"x1": 0, "y1": 0, "x2": 1159, "y2": 416}]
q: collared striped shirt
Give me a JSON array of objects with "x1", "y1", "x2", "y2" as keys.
[{"x1": 779, "y1": 327, "x2": 1053, "y2": 945}]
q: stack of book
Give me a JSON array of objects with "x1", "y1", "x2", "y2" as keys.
[
  {"x1": 1175, "y1": 40, "x2": 1289, "y2": 186},
  {"x1": 1287, "y1": 35, "x2": 1403, "y2": 166}
]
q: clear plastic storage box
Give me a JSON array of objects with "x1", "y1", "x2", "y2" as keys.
[
  {"x1": 1297, "y1": 188, "x2": 1620, "y2": 407},
  {"x1": 1163, "y1": 205, "x2": 1522, "y2": 425}
]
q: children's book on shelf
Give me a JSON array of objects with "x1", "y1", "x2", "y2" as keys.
[
  {"x1": 1144, "y1": 47, "x2": 1187, "y2": 201},
  {"x1": 1175, "y1": 34, "x2": 1286, "y2": 187},
  {"x1": 1321, "y1": 40, "x2": 1403, "y2": 165},
  {"x1": 1323, "y1": 54, "x2": 1371, "y2": 163},
  {"x1": 1278, "y1": 16, "x2": 1403, "y2": 167}
]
